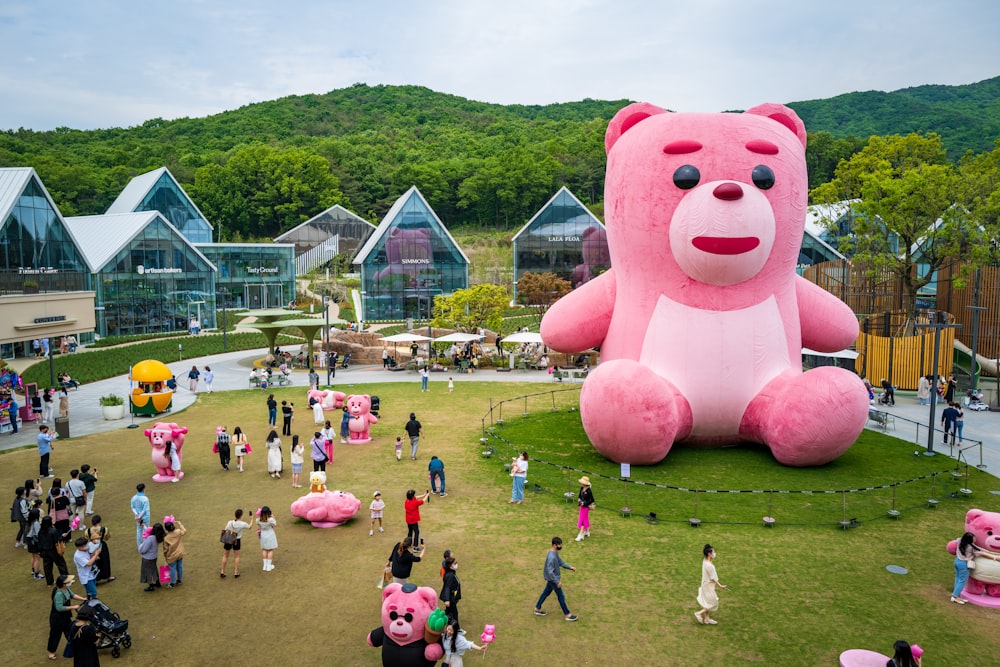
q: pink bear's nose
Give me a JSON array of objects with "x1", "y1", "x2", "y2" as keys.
[{"x1": 713, "y1": 183, "x2": 743, "y2": 201}]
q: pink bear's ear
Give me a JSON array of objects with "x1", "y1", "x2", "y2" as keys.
[
  {"x1": 967, "y1": 508, "x2": 984, "y2": 524},
  {"x1": 382, "y1": 583, "x2": 401, "y2": 600},
  {"x1": 605, "y1": 102, "x2": 669, "y2": 153},
  {"x1": 745, "y1": 103, "x2": 807, "y2": 148}
]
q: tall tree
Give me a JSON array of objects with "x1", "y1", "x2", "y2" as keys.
[
  {"x1": 515, "y1": 271, "x2": 572, "y2": 314},
  {"x1": 811, "y1": 133, "x2": 983, "y2": 333}
]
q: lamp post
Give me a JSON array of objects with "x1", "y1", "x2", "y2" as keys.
[
  {"x1": 324, "y1": 290, "x2": 331, "y2": 388},
  {"x1": 219, "y1": 289, "x2": 229, "y2": 353},
  {"x1": 916, "y1": 313, "x2": 962, "y2": 455}
]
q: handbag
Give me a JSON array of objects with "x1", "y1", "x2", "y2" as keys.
[
  {"x1": 55, "y1": 540, "x2": 66, "y2": 555},
  {"x1": 967, "y1": 559, "x2": 977, "y2": 570},
  {"x1": 220, "y1": 529, "x2": 238, "y2": 545},
  {"x1": 159, "y1": 564, "x2": 171, "y2": 583}
]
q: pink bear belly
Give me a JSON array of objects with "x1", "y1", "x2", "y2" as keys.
[{"x1": 639, "y1": 294, "x2": 791, "y2": 438}]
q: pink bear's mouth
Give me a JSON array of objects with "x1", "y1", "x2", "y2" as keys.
[{"x1": 692, "y1": 236, "x2": 760, "y2": 255}]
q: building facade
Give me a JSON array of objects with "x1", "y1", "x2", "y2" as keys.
[
  {"x1": 354, "y1": 187, "x2": 468, "y2": 322},
  {"x1": 274, "y1": 204, "x2": 376, "y2": 276},
  {"x1": 196, "y1": 243, "x2": 295, "y2": 310}
]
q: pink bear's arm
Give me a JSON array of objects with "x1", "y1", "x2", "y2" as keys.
[
  {"x1": 947, "y1": 539, "x2": 958, "y2": 555},
  {"x1": 541, "y1": 269, "x2": 616, "y2": 352},
  {"x1": 796, "y1": 276, "x2": 859, "y2": 352},
  {"x1": 425, "y1": 643, "x2": 444, "y2": 661}
]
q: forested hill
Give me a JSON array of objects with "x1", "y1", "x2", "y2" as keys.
[
  {"x1": 789, "y1": 75, "x2": 1000, "y2": 158},
  {"x1": 0, "y1": 80, "x2": 997, "y2": 237}
]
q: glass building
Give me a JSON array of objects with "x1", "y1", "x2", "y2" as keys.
[
  {"x1": 512, "y1": 187, "x2": 609, "y2": 300},
  {"x1": 274, "y1": 204, "x2": 376, "y2": 275},
  {"x1": 106, "y1": 167, "x2": 214, "y2": 244},
  {"x1": 64, "y1": 212, "x2": 217, "y2": 338},
  {"x1": 196, "y1": 243, "x2": 295, "y2": 310},
  {"x1": 354, "y1": 186, "x2": 468, "y2": 322}
]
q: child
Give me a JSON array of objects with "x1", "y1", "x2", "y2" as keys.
[
  {"x1": 26, "y1": 507, "x2": 43, "y2": 580},
  {"x1": 394, "y1": 437, "x2": 403, "y2": 462},
  {"x1": 164, "y1": 441, "x2": 182, "y2": 482},
  {"x1": 369, "y1": 491, "x2": 385, "y2": 536},
  {"x1": 443, "y1": 619, "x2": 486, "y2": 666},
  {"x1": 448, "y1": 376, "x2": 454, "y2": 393},
  {"x1": 290, "y1": 435, "x2": 304, "y2": 488}
]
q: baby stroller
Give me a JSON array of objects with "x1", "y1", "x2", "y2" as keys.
[
  {"x1": 82, "y1": 598, "x2": 131, "y2": 658},
  {"x1": 966, "y1": 389, "x2": 989, "y2": 411},
  {"x1": 339, "y1": 353, "x2": 351, "y2": 368}
]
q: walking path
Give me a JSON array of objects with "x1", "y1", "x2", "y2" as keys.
[{"x1": 4, "y1": 349, "x2": 1000, "y2": 479}]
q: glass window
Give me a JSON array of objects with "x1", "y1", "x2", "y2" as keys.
[{"x1": 136, "y1": 173, "x2": 213, "y2": 244}]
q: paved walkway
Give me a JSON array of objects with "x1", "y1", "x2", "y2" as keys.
[
  {"x1": 0, "y1": 349, "x2": 552, "y2": 453},
  {"x1": 4, "y1": 351, "x2": 1000, "y2": 479}
]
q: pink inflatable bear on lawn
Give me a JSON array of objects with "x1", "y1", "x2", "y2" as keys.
[
  {"x1": 367, "y1": 583, "x2": 445, "y2": 665},
  {"x1": 290, "y1": 474, "x2": 361, "y2": 528},
  {"x1": 346, "y1": 394, "x2": 378, "y2": 444},
  {"x1": 307, "y1": 388, "x2": 346, "y2": 411},
  {"x1": 542, "y1": 102, "x2": 867, "y2": 467},
  {"x1": 948, "y1": 508, "x2": 1000, "y2": 602},
  {"x1": 143, "y1": 422, "x2": 188, "y2": 482}
]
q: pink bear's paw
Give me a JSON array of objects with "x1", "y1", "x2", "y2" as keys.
[
  {"x1": 425, "y1": 644, "x2": 444, "y2": 661},
  {"x1": 743, "y1": 368, "x2": 868, "y2": 466},
  {"x1": 580, "y1": 360, "x2": 691, "y2": 464}
]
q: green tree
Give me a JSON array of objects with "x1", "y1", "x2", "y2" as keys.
[
  {"x1": 431, "y1": 284, "x2": 509, "y2": 332},
  {"x1": 811, "y1": 133, "x2": 984, "y2": 333},
  {"x1": 515, "y1": 272, "x2": 572, "y2": 314}
]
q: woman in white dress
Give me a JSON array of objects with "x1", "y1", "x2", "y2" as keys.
[
  {"x1": 695, "y1": 544, "x2": 729, "y2": 625},
  {"x1": 258, "y1": 506, "x2": 278, "y2": 571},
  {"x1": 265, "y1": 430, "x2": 282, "y2": 479}
]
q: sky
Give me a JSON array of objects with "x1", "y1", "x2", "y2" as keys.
[{"x1": 1, "y1": 0, "x2": 998, "y2": 131}]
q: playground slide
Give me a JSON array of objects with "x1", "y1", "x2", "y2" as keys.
[{"x1": 954, "y1": 340, "x2": 998, "y2": 378}]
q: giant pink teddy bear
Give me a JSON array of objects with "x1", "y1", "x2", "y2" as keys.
[
  {"x1": 947, "y1": 508, "x2": 1000, "y2": 605},
  {"x1": 541, "y1": 102, "x2": 868, "y2": 467},
  {"x1": 346, "y1": 394, "x2": 378, "y2": 444},
  {"x1": 143, "y1": 422, "x2": 188, "y2": 482},
  {"x1": 307, "y1": 388, "x2": 346, "y2": 411},
  {"x1": 367, "y1": 582, "x2": 445, "y2": 665},
  {"x1": 290, "y1": 481, "x2": 362, "y2": 528}
]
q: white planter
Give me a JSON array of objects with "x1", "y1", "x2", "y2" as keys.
[{"x1": 101, "y1": 404, "x2": 125, "y2": 420}]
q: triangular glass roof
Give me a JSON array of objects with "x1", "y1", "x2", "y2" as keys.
[
  {"x1": 354, "y1": 186, "x2": 469, "y2": 266},
  {"x1": 107, "y1": 167, "x2": 214, "y2": 244}
]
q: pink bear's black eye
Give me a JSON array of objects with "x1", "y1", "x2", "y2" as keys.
[
  {"x1": 673, "y1": 165, "x2": 700, "y2": 190},
  {"x1": 752, "y1": 165, "x2": 775, "y2": 190}
]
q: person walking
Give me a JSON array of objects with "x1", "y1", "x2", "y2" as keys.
[
  {"x1": 533, "y1": 536, "x2": 578, "y2": 621},
  {"x1": 162, "y1": 517, "x2": 187, "y2": 588},
  {"x1": 954, "y1": 403, "x2": 965, "y2": 445},
  {"x1": 694, "y1": 544, "x2": 729, "y2": 625},
  {"x1": 405, "y1": 413, "x2": 422, "y2": 460},
  {"x1": 428, "y1": 456, "x2": 447, "y2": 497},
  {"x1": 510, "y1": 451, "x2": 528, "y2": 504},
  {"x1": 138, "y1": 522, "x2": 165, "y2": 592},
  {"x1": 186, "y1": 365, "x2": 200, "y2": 392},
  {"x1": 917, "y1": 374, "x2": 931, "y2": 406},
  {"x1": 420, "y1": 366, "x2": 429, "y2": 392},
  {"x1": 47, "y1": 574, "x2": 86, "y2": 660},
  {"x1": 130, "y1": 484, "x2": 150, "y2": 549},
  {"x1": 37, "y1": 424, "x2": 57, "y2": 478},
  {"x1": 281, "y1": 401, "x2": 294, "y2": 436},
  {"x1": 215, "y1": 426, "x2": 231, "y2": 471},
  {"x1": 203, "y1": 366, "x2": 215, "y2": 393},
  {"x1": 290, "y1": 435, "x2": 304, "y2": 488},
  {"x1": 386, "y1": 537, "x2": 423, "y2": 585},
  {"x1": 258, "y1": 506, "x2": 278, "y2": 571},
  {"x1": 232, "y1": 426, "x2": 250, "y2": 472},
  {"x1": 310, "y1": 431, "x2": 328, "y2": 472},
  {"x1": 78, "y1": 465, "x2": 97, "y2": 515},
  {"x1": 7, "y1": 393, "x2": 18, "y2": 433},
  {"x1": 440, "y1": 555, "x2": 462, "y2": 624},
  {"x1": 220, "y1": 508, "x2": 254, "y2": 578},
  {"x1": 941, "y1": 402, "x2": 960, "y2": 445},
  {"x1": 574, "y1": 477, "x2": 595, "y2": 541},
  {"x1": 404, "y1": 489, "x2": 430, "y2": 548},
  {"x1": 369, "y1": 491, "x2": 385, "y2": 536},
  {"x1": 951, "y1": 531, "x2": 977, "y2": 604}
]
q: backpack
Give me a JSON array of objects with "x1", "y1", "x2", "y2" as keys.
[
  {"x1": 10, "y1": 497, "x2": 23, "y2": 523},
  {"x1": 217, "y1": 432, "x2": 231, "y2": 446}
]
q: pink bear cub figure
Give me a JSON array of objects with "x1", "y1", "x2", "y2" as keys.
[
  {"x1": 947, "y1": 508, "x2": 1000, "y2": 605},
  {"x1": 541, "y1": 102, "x2": 868, "y2": 467},
  {"x1": 346, "y1": 394, "x2": 378, "y2": 444},
  {"x1": 368, "y1": 582, "x2": 444, "y2": 666},
  {"x1": 289, "y1": 481, "x2": 361, "y2": 528},
  {"x1": 307, "y1": 388, "x2": 346, "y2": 411},
  {"x1": 143, "y1": 422, "x2": 188, "y2": 482}
]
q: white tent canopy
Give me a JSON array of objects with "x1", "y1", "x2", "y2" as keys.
[
  {"x1": 501, "y1": 331, "x2": 544, "y2": 345},
  {"x1": 380, "y1": 333, "x2": 432, "y2": 343},
  {"x1": 802, "y1": 347, "x2": 858, "y2": 360},
  {"x1": 434, "y1": 332, "x2": 481, "y2": 343}
]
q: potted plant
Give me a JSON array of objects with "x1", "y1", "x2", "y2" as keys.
[{"x1": 99, "y1": 393, "x2": 125, "y2": 420}]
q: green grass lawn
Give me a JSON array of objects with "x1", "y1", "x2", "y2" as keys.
[{"x1": 3, "y1": 382, "x2": 997, "y2": 666}]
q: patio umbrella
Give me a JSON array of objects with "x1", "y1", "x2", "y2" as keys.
[
  {"x1": 501, "y1": 331, "x2": 544, "y2": 344},
  {"x1": 433, "y1": 332, "x2": 481, "y2": 343},
  {"x1": 380, "y1": 333, "x2": 433, "y2": 343}
]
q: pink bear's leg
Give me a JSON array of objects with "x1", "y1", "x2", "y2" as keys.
[
  {"x1": 580, "y1": 360, "x2": 691, "y2": 464},
  {"x1": 965, "y1": 577, "x2": 987, "y2": 596},
  {"x1": 741, "y1": 367, "x2": 868, "y2": 466}
]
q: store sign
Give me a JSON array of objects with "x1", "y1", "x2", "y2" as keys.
[
  {"x1": 137, "y1": 265, "x2": 183, "y2": 275},
  {"x1": 33, "y1": 315, "x2": 67, "y2": 324},
  {"x1": 401, "y1": 259, "x2": 431, "y2": 264},
  {"x1": 246, "y1": 266, "x2": 279, "y2": 274},
  {"x1": 548, "y1": 236, "x2": 581, "y2": 242}
]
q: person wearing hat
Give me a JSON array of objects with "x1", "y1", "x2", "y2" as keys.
[
  {"x1": 575, "y1": 477, "x2": 595, "y2": 542},
  {"x1": 369, "y1": 491, "x2": 385, "y2": 536},
  {"x1": 47, "y1": 574, "x2": 85, "y2": 660},
  {"x1": 68, "y1": 603, "x2": 101, "y2": 665}
]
